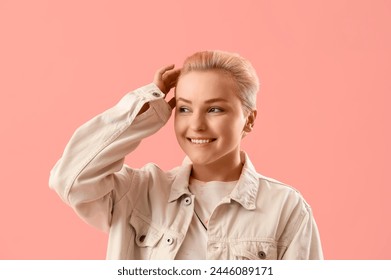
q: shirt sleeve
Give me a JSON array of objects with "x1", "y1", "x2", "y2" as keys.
[
  {"x1": 49, "y1": 83, "x2": 172, "y2": 232},
  {"x1": 282, "y1": 201, "x2": 324, "y2": 260}
]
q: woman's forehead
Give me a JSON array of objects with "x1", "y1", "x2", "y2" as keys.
[{"x1": 175, "y1": 70, "x2": 238, "y2": 100}]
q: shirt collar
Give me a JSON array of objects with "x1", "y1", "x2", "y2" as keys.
[
  {"x1": 228, "y1": 152, "x2": 260, "y2": 210},
  {"x1": 168, "y1": 151, "x2": 260, "y2": 210},
  {"x1": 168, "y1": 158, "x2": 193, "y2": 203}
]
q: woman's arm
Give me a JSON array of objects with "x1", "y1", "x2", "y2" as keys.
[
  {"x1": 49, "y1": 66, "x2": 180, "y2": 232},
  {"x1": 281, "y1": 202, "x2": 323, "y2": 259},
  {"x1": 137, "y1": 64, "x2": 179, "y2": 115}
]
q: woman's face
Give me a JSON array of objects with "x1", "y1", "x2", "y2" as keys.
[{"x1": 174, "y1": 70, "x2": 248, "y2": 167}]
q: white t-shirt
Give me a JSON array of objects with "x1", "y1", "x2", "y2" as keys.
[{"x1": 175, "y1": 177, "x2": 238, "y2": 259}]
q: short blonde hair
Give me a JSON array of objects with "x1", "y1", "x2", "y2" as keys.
[{"x1": 179, "y1": 50, "x2": 259, "y2": 114}]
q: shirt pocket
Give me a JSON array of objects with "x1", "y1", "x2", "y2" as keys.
[
  {"x1": 231, "y1": 240, "x2": 278, "y2": 260},
  {"x1": 128, "y1": 212, "x2": 164, "y2": 259}
]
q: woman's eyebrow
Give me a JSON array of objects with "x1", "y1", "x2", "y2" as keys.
[
  {"x1": 177, "y1": 97, "x2": 192, "y2": 104},
  {"x1": 204, "y1": 98, "x2": 229, "y2": 104},
  {"x1": 176, "y1": 97, "x2": 229, "y2": 104}
]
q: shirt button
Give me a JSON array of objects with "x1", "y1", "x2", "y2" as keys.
[
  {"x1": 183, "y1": 196, "x2": 192, "y2": 206},
  {"x1": 258, "y1": 251, "x2": 266, "y2": 259},
  {"x1": 152, "y1": 92, "x2": 161, "y2": 98},
  {"x1": 166, "y1": 237, "x2": 174, "y2": 245}
]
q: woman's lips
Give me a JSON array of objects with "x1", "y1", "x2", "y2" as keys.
[{"x1": 187, "y1": 138, "x2": 217, "y2": 144}]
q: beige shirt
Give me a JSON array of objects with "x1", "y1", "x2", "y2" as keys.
[
  {"x1": 175, "y1": 179, "x2": 237, "y2": 259},
  {"x1": 49, "y1": 83, "x2": 323, "y2": 260}
]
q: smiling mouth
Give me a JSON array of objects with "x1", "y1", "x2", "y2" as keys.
[{"x1": 187, "y1": 138, "x2": 217, "y2": 144}]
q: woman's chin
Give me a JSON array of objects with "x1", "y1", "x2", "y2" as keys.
[{"x1": 186, "y1": 154, "x2": 212, "y2": 166}]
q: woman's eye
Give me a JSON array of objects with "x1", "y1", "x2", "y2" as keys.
[
  {"x1": 208, "y1": 107, "x2": 224, "y2": 113},
  {"x1": 178, "y1": 107, "x2": 190, "y2": 113}
]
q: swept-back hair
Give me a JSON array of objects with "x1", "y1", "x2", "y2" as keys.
[{"x1": 180, "y1": 50, "x2": 259, "y2": 113}]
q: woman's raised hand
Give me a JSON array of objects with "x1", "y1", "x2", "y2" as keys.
[
  {"x1": 153, "y1": 64, "x2": 181, "y2": 109},
  {"x1": 138, "y1": 65, "x2": 180, "y2": 116},
  {"x1": 153, "y1": 64, "x2": 181, "y2": 94}
]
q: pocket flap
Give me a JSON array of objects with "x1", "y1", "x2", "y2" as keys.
[
  {"x1": 129, "y1": 213, "x2": 164, "y2": 247},
  {"x1": 232, "y1": 240, "x2": 278, "y2": 260}
]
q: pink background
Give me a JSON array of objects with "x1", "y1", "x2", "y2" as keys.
[{"x1": 0, "y1": 0, "x2": 390, "y2": 259}]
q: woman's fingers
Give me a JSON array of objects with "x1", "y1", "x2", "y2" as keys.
[
  {"x1": 154, "y1": 64, "x2": 175, "y2": 82},
  {"x1": 153, "y1": 65, "x2": 174, "y2": 92},
  {"x1": 154, "y1": 64, "x2": 181, "y2": 94},
  {"x1": 162, "y1": 68, "x2": 181, "y2": 84},
  {"x1": 157, "y1": 64, "x2": 175, "y2": 75}
]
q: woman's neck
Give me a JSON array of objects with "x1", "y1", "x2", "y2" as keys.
[{"x1": 190, "y1": 155, "x2": 243, "y2": 182}]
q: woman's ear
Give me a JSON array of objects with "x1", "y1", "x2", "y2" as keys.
[{"x1": 243, "y1": 110, "x2": 257, "y2": 133}]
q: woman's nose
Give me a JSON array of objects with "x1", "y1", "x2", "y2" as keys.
[{"x1": 190, "y1": 113, "x2": 207, "y2": 131}]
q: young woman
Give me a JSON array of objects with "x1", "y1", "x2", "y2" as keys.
[{"x1": 49, "y1": 50, "x2": 323, "y2": 259}]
